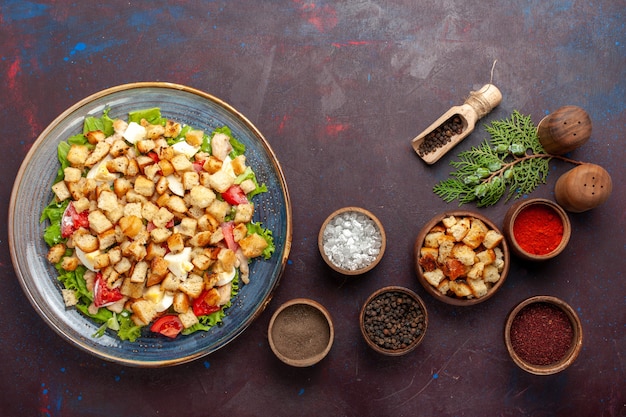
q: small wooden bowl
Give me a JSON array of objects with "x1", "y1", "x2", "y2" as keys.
[
  {"x1": 318, "y1": 207, "x2": 386, "y2": 275},
  {"x1": 414, "y1": 211, "x2": 510, "y2": 306},
  {"x1": 504, "y1": 296, "x2": 583, "y2": 375},
  {"x1": 360, "y1": 286, "x2": 428, "y2": 356},
  {"x1": 503, "y1": 198, "x2": 571, "y2": 261},
  {"x1": 268, "y1": 298, "x2": 334, "y2": 367}
]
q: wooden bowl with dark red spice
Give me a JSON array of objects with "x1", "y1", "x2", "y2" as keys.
[
  {"x1": 414, "y1": 211, "x2": 510, "y2": 306},
  {"x1": 503, "y1": 198, "x2": 571, "y2": 261},
  {"x1": 504, "y1": 295, "x2": 583, "y2": 375},
  {"x1": 360, "y1": 286, "x2": 428, "y2": 356},
  {"x1": 268, "y1": 298, "x2": 334, "y2": 367}
]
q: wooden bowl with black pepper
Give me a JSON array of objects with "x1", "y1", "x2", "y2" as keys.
[
  {"x1": 360, "y1": 286, "x2": 428, "y2": 356},
  {"x1": 502, "y1": 198, "x2": 571, "y2": 261},
  {"x1": 414, "y1": 211, "x2": 510, "y2": 306},
  {"x1": 504, "y1": 295, "x2": 583, "y2": 375}
]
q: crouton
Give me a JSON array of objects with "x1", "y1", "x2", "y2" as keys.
[
  {"x1": 178, "y1": 308, "x2": 199, "y2": 329},
  {"x1": 47, "y1": 243, "x2": 66, "y2": 264},
  {"x1": 448, "y1": 217, "x2": 471, "y2": 241},
  {"x1": 483, "y1": 264, "x2": 501, "y2": 283},
  {"x1": 483, "y1": 230, "x2": 504, "y2": 249},
  {"x1": 73, "y1": 230, "x2": 99, "y2": 253},
  {"x1": 63, "y1": 167, "x2": 82, "y2": 183},
  {"x1": 167, "y1": 233, "x2": 185, "y2": 253},
  {"x1": 118, "y1": 215, "x2": 143, "y2": 238},
  {"x1": 182, "y1": 171, "x2": 200, "y2": 190},
  {"x1": 134, "y1": 175, "x2": 156, "y2": 197},
  {"x1": 166, "y1": 195, "x2": 187, "y2": 213},
  {"x1": 442, "y1": 258, "x2": 467, "y2": 280},
  {"x1": 449, "y1": 280, "x2": 473, "y2": 298},
  {"x1": 131, "y1": 300, "x2": 158, "y2": 326},
  {"x1": 467, "y1": 278, "x2": 488, "y2": 298},
  {"x1": 437, "y1": 235, "x2": 456, "y2": 265},
  {"x1": 239, "y1": 233, "x2": 268, "y2": 258},
  {"x1": 178, "y1": 273, "x2": 205, "y2": 298},
  {"x1": 120, "y1": 278, "x2": 145, "y2": 298},
  {"x1": 185, "y1": 129, "x2": 204, "y2": 147},
  {"x1": 418, "y1": 247, "x2": 439, "y2": 272},
  {"x1": 130, "y1": 261, "x2": 149, "y2": 283},
  {"x1": 231, "y1": 155, "x2": 247, "y2": 175},
  {"x1": 462, "y1": 218, "x2": 488, "y2": 249},
  {"x1": 61, "y1": 256, "x2": 79, "y2": 272},
  {"x1": 67, "y1": 144, "x2": 90, "y2": 166},
  {"x1": 172, "y1": 292, "x2": 190, "y2": 313},
  {"x1": 202, "y1": 156, "x2": 223, "y2": 174},
  {"x1": 423, "y1": 268, "x2": 445, "y2": 287},
  {"x1": 452, "y1": 244, "x2": 476, "y2": 266},
  {"x1": 52, "y1": 181, "x2": 71, "y2": 201},
  {"x1": 424, "y1": 231, "x2": 444, "y2": 248},
  {"x1": 189, "y1": 185, "x2": 216, "y2": 208},
  {"x1": 467, "y1": 262, "x2": 485, "y2": 280},
  {"x1": 476, "y1": 249, "x2": 496, "y2": 265},
  {"x1": 62, "y1": 289, "x2": 78, "y2": 307},
  {"x1": 171, "y1": 154, "x2": 192, "y2": 172},
  {"x1": 85, "y1": 142, "x2": 111, "y2": 167},
  {"x1": 234, "y1": 203, "x2": 254, "y2": 224},
  {"x1": 441, "y1": 215, "x2": 457, "y2": 229}
]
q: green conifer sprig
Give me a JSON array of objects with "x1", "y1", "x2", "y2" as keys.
[{"x1": 433, "y1": 110, "x2": 581, "y2": 207}]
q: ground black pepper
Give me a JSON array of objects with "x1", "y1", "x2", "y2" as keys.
[
  {"x1": 510, "y1": 302, "x2": 573, "y2": 366},
  {"x1": 418, "y1": 115, "x2": 464, "y2": 156},
  {"x1": 362, "y1": 291, "x2": 425, "y2": 351}
]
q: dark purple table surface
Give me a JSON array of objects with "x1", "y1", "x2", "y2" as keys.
[{"x1": 1, "y1": 1, "x2": 624, "y2": 416}]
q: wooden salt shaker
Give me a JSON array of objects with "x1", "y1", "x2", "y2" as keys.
[
  {"x1": 554, "y1": 163, "x2": 612, "y2": 212},
  {"x1": 537, "y1": 106, "x2": 592, "y2": 155},
  {"x1": 412, "y1": 84, "x2": 502, "y2": 164}
]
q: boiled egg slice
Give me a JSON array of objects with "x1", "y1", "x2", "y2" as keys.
[
  {"x1": 75, "y1": 247, "x2": 101, "y2": 272},
  {"x1": 143, "y1": 285, "x2": 174, "y2": 313},
  {"x1": 171, "y1": 140, "x2": 200, "y2": 159},
  {"x1": 122, "y1": 121, "x2": 146, "y2": 144},
  {"x1": 166, "y1": 174, "x2": 185, "y2": 197},
  {"x1": 214, "y1": 268, "x2": 236, "y2": 287},
  {"x1": 86, "y1": 155, "x2": 118, "y2": 183},
  {"x1": 164, "y1": 247, "x2": 193, "y2": 280}
]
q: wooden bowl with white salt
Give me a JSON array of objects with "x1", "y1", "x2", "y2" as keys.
[{"x1": 318, "y1": 207, "x2": 386, "y2": 275}]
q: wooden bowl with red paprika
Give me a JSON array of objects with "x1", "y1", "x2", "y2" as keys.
[{"x1": 503, "y1": 198, "x2": 571, "y2": 261}]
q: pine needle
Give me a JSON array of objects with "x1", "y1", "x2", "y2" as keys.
[{"x1": 433, "y1": 111, "x2": 555, "y2": 206}]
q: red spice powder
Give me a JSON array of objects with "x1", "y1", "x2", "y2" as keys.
[
  {"x1": 510, "y1": 302, "x2": 573, "y2": 366},
  {"x1": 513, "y1": 204, "x2": 563, "y2": 255}
]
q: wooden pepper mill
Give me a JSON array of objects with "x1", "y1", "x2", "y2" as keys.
[
  {"x1": 412, "y1": 84, "x2": 502, "y2": 164},
  {"x1": 554, "y1": 163, "x2": 612, "y2": 212},
  {"x1": 537, "y1": 106, "x2": 592, "y2": 154}
]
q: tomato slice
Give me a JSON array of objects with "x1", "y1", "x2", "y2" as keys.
[
  {"x1": 150, "y1": 315, "x2": 184, "y2": 338},
  {"x1": 93, "y1": 273, "x2": 123, "y2": 308},
  {"x1": 192, "y1": 159, "x2": 205, "y2": 172},
  {"x1": 221, "y1": 184, "x2": 248, "y2": 205},
  {"x1": 192, "y1": 289, "x2": 222, "y2": 317},
  {"x1": 221, "y1": 221, "x2": 239, "y2": 252},
  {"x1": 61, "y1": 202, "x2": 90, "y2": 238},
  {"x1": 146, "y1": 151, "x2": 160, "y2": 163}
]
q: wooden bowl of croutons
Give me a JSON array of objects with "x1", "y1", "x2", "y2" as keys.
[{"x1": 414, "y1": 211, "x2": 510, "y2": 306}]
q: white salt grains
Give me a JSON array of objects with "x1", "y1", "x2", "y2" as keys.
[{"x1": 322, "y1": 211, "x2": 383, "y2": 271}]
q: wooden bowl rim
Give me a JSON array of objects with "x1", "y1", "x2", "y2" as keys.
[
  {"x1": 359, "y1": 286, "x2": 428, "y2": 356},
  {"x1": 414, "y1": 210, "x2": 510, "y2": 306},
  {"x1": 503, "y1": 295, "x2": 583, "y2": 375},
  {"x1": 503, "y1": 198, "x2": 571, "y2": 261},
  {"x1": 267, "y1": 298, "x2": 334, "y2": 367},
  {"x1": 318, "y1": 206, "x2": 386, "y2": 275}
]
